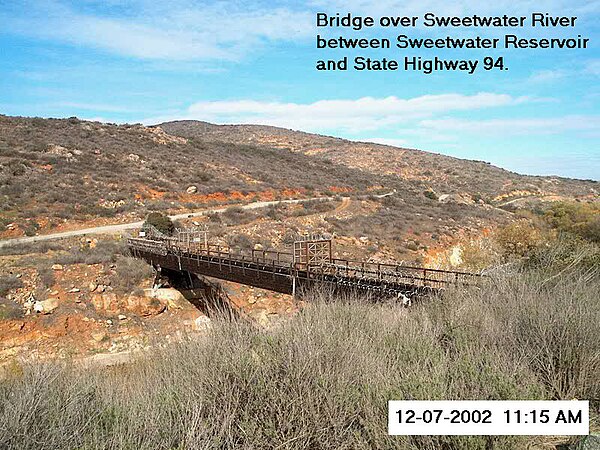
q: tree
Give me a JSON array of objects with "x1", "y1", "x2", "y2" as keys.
[{"x1": 144, "y1": 212, "x2": 174, "y2": 236}]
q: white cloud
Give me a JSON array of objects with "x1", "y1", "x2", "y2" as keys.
[
  {"x1": 585, "y1": 60, "x2": 600, "y2": 76},
  {"x1": 365, "y1": 137, "x2": 409, "y2": 147},
  {"x1": 526, "y1": 60, "x2": 600, "y2": 84},
  {"x1": 147, "y1": 93, "x2": 525, "y2": 132},
  {"x1": 313, "y1": 0, "x2": 599, "y2": 19},
  {"x1": 528, "y1": 70, "x2": 568, "y2": 84},
  {"x1": 419, "y1": 116, "x2": 600, "y2": 136},
  {"x1": 79, "y1": 116, "x2": 124, "y2": 124},
  {"x1": 6, "y1": 0, "x2": 598, "y2": 61},
  {"x1": 3, "y1": 1, "x2": 312, "y2": 61}
]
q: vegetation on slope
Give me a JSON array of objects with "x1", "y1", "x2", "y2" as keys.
[
  {"x1": 0, "y1": 115, "x2": 380, "y2": 227},
  {"x1": 456, "y1": 200, "x2": 600, "y2": 271},
  {"x1": 1, "y1": 115, "x2": 596, "y2": 242},
  {"x1": 160, "y1": 120, "x2": 598, "y2": 198}
]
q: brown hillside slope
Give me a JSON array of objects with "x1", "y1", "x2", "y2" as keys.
[
  {"x1": 0, "y1": 115, "x2": 597, "y2": 241},
  {"x1": 160, "y1": 120, "x2": 598, "y2": 201},
  {"x1": 0, "y1": 115, "x2": 386, "y2": 234}
]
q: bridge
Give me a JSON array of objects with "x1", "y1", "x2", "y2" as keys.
[{"x1": 127, "y1": 227, "x2": 481, "y2": 300}]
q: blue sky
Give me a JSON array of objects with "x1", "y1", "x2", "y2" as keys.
[{"x1": 0, "y1": 0, "x2": 598, "y2": 180}]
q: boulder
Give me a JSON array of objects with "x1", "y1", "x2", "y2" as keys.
[
  {"x1": 92, "y1": 293, "x2": 118, "y2": 312},
  {"x1": 34, "y1": 298, "x2": 59, "y2": 314},
  {"x1": 91, "y1": 331, "x2": 107, "y2": 342},
  {"x1": 438, "y1": 193, "x2": 475, "y2": 205},
  {"x1": 47, "y1": 144, "x2": 73, "y2": 158},
  {"x1": 186, "y1": 185, "x2": 198, "y2": 194},
  {"x1": 144, "y1": 288, "x2": 187, "y2": 311},
  {"x1": 51, "y1": 264, "x2": 63, "y2": 271},
  {"x1": 125, "y1": 293, "x2": 166, "y2": 316}
]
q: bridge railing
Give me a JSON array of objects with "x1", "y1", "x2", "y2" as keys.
[
  {"x1": 127, "y1": 237, "x2": 169, "y2": 256},
  {"x1": 303, "y1": 258, "x2": 481, "y2": 289},
  {"x1": 132, "y1": 238, "x2": 296, "y2": 268},
  {"x1": 127, "y1": 237, "x2": 481, "y2": 290}
]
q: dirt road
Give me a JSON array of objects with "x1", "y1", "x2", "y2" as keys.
[{"x1": 0, "y1": 196, "x2": 338, "y2": 249}]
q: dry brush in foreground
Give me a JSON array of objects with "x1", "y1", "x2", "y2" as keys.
[{"x1": 0, "y1": 246, "x2": 598, "y2": 450}]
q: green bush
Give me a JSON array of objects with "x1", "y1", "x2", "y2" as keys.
[
  {"x1": 423, "y1": 189, "x2": 437, "y2": 200},
  {"x1": 494, "y1": 219, "x2": 543, "y2": 258},
  {"x1": 544, "y1": 201, "x2": 600, "y2": 243},
  {"x1": 143, "y1": 212, "x2": 175, "y2": 236}
]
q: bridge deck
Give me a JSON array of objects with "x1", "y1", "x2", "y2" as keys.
[{"x1": 128, "y1": 238, "x2": 481, "y2": 297}]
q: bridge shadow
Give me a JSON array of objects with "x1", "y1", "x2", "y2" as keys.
[{"x1": 156, "y1": 267, "x2": 253, "y2": 324}]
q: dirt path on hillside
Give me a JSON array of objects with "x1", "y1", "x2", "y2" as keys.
[
  {"x1": 333, "y1": 197, "x2": 351, "y2": 214},
  {"x1": 0, "y1": 196, "x2": 338, "y2": 248}
]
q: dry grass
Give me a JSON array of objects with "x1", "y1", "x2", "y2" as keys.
[{"x1": 0, "y1": 246, "x2": 598, "y2": 449}]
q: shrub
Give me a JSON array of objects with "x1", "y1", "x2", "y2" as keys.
[
  {"x1": 0, "y1": 242, "x2": 63, "y2": 256},
  {"x1": 22, "y1": 221, "x2": 40, "y2": 237},
  {"x1": 494, "y1": 219, "x2": 543, "y2": 258},
  {"x1": 543, "y1": 201, "x2": 600, "y2": 243},
  {"x1": 38, "y1": 265, "x2": 55, "y2": 289},
  {"x1": 525, "y1": 233, "x2": 600, "y2": 274},
  {"x1": 143, "y1": 212, "x2": 174, "y2": 236},
  {"x1": 111, "y1": 255, "x2": 153, "y2": 293},
  {"x1": 227, "y1": 233, "x2": 253, "y2": 251},
  {"x1": 0, "y1": 276, "x2": 23, "y2": 296},
  {"x1": 221, "y1": 206, "x2": 256, "y2": 226},
  {"x1": 0, "y1": 253, "x2": 598, "y2": 449},
  {"x1": 53, "y1": 239, "x2": 127, "y2": 266},
  {"x1": 1, "y1": 279, "x2": 586, "y2": 449},
  {"x1": 580, "y1": 215, "x2": 600, "y2": 243},
  {"x1": 459, "y1": 239, "x2": 497, "y2": 271},
  {"x1": 423, "y1": 189, "x2": 437, "y2": 200},
  {"x1": 0, "y1": 298, "x2": 22, "y2": 320}
]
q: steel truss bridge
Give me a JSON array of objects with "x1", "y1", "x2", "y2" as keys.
[{"x1": 127, "y1": 229, "x2": 481, "y2": 299}]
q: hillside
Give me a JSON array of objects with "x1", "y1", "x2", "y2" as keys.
[
  {"x1": 0, "y1": 115, "x2": 380, "y2": 236},
  {"x1": 1, "y1": 114, "x2": 597, "y2": 253},
  {"x1": 160, "y1": 120, "x2": 598, "y2": 200}
]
